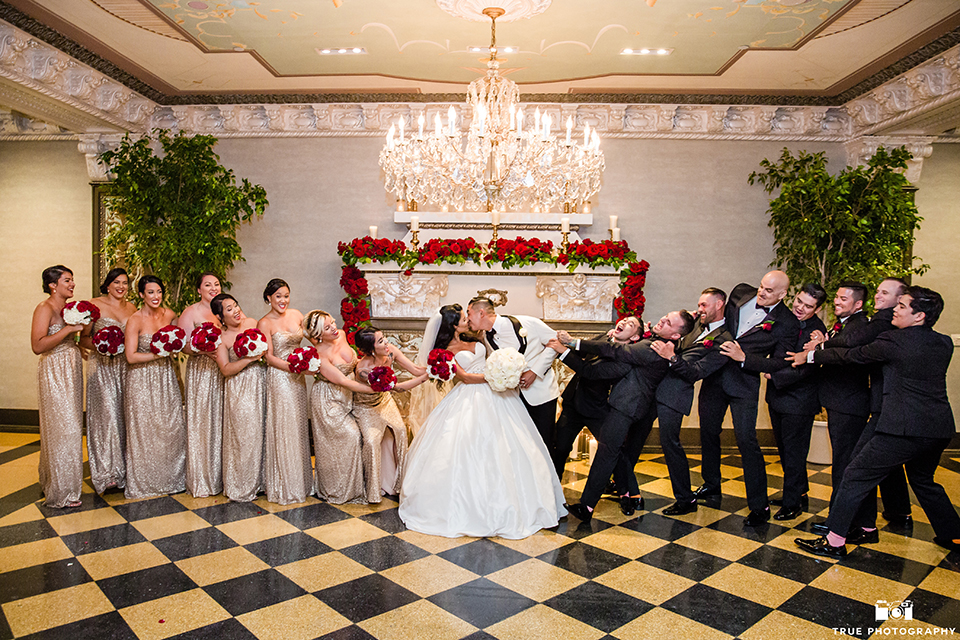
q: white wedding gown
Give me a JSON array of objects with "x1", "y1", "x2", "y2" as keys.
[{"x1": 399, "y1": 343, "x2": 567, "y2": 539}]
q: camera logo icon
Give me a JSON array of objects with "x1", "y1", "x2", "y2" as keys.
[{"x1": 875, "y1": 600, "x2": 913, "y2": 621}]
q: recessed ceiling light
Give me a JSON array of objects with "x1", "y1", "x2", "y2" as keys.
[
  {"x1": 620, "y1": 47, "x2": 672, "y2": 56},
  {"x1": 657, "y1": 49, "x2": 668, "y2": 55},
  {"x1": 622, "y1": 48, "x2": 633, "y2": 54},
  {"x1": 316, "y1": 47, "x2": 366, "y2": 56},
  {"x1": 467, "y1": 46, "x2": 517, "y2": 54}
]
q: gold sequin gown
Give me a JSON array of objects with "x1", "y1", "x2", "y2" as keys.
[
  {"x1": 311, "y1": 355, "x2": 365, "y2": 504},
  {"x1": 124, "y1": 334, "x2": 187, "y2": 499},
  {"x1": 85, "y1": 317, "x2": 127, "y2": 494},
  {"x1": 354, "y1": 365, "x2": 408, "y2": 502},
  {"x1": 185, "y1": 329, "x2": 224, "y2": 498},
  {"x1": 223, "y1": 349, "x2": 266, "y2": 502},
  {"x1": 264, "y1": 330, "x2": 313, "y2": 505},
  {"x1": 37, "y1": 321, "x2": 84, "y2": 507}
]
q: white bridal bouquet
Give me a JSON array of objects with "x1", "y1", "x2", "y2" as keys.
[{"x1": 484, "y1": 347, "x2": 526, "y2": 392}]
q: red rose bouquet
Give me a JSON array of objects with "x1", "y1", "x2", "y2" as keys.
[
  {"x1": 233, "y1": 328, "x2": 268, "y2": 359},
  {"x1": 150, "y1": 325, "x2": 186, "y2": 357},
  {"x1": 367, "y1": 366, "x2": 397, "y2": 392},
  {"x1": 61, "y1": 300, "x2": 101, "y2": 326},
  {"x1": 92, "y1": 325, "x2": 124, "y2": 356},
  {"x1": 190, "y1": 322, "x2": 222, "y2": 353},
  {"x1": 427, "y1": 349, "x2": 457, "y2": 382},
  {"x1": 287, "y1": 346, "x2": 321, "y2": 374}
]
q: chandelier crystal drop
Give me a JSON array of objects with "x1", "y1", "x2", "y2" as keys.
[{"x1": 379, "y1": 7, "x2": 605, "y2": 213}]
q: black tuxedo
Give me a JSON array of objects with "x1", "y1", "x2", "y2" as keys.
[
  {"x1": 698, "y1": 283, "x2": 801, "y2": 511},
  {"x1": 575, "y1": 337, "x2": 671, "y2": 507},
  {"x1": 821, "y1": 326, "x2": 960, "y2": 540},
  {"x1": 765, "y1": 314, "x2": 826, "y2": 508}
]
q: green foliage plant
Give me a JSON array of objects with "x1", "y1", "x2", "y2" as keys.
[
  {"x1": 749, "y1": 146, "x2": 927, "y2": 312},
  {"x1": 99, "y1": 129, "x2": 268, "y2": 313}
]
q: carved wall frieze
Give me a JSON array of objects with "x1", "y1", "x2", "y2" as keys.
[
  {"x1": 367, "y1": 273, "x2": 450, "y2": 318},
  {"x1": 536, "y1": 274, "x2": 620, "y2": 322}
]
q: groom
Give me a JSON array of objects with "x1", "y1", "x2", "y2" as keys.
[{"x1": 467, "y1": 296, "x2": 560, "y2": 447}]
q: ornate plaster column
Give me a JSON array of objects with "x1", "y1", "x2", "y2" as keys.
[{"x1": 843, "y1": 136, "x2": 936, "y2": 184}]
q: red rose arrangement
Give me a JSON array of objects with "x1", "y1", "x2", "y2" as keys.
[
  {"x1": 190, "y1": 322, "x2": 222, "y2": 353},
  {"x1": 61, "y1": 300, "x2": 101, "y2": 326},
  {"x1": 427, "y1": 349, "x2": 457, "y2": 382},
  {"x1": 484, "y1": 237, "x2": 554, "y2": 268},
  {"x1": 832, "y1": 322, "x2": 842, "y2": 333},
  {"x1": 92, "y1": 325, "x2": 125, "y2": 356},
  {"x1": 761, "y1": 321, "x2": 775, "y2": 331},
  {"x1": 287, "y1": 346, "x2": 321, "y2": 374},
  {"x1": 367, "y1": 366, "x2": 397, "y2": 392},
  {"x1": 417, "y1": 238, "x2": 481, "y2": 266},
  {"x1": 337, "y1": 237, "x2": 407, "y2": 264},
  {"x1": 150, "y1": 325, "x2": 186, "y2": 357},
  {"x1": 702, "y1": 338, "x2": 715, "y2": 348},
  {"x1": 233, "y1": 328, "x2": 268, "y2": 359}
]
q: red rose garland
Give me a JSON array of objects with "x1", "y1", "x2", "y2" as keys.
[
  {"x1": 368, "y1": 366, "x2": 397, "y2": 392},
  {"x1": 92, "y1": 325, "x2": 125, "y2": 356},
  {"x1": 287, "y1": 346, "x2": 321, "y2": 374},
  {"x1": 150, "y1": 325, "x2": 186, "y2": 357},
  {"x1": 190, "y1": 322, "x2": 222, "y2": 353},
  {"x1": 427, "y1": 348, "x2": 457, "y2": 382},
  {"x1": 234, "y1": 328, "x2": 268, "y2": 359}
]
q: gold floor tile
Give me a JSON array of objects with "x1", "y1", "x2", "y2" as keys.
[
  {"x1": 0, "y1": 433, "x2": 40, "y2": 447},
  {"x1": 486, "y1": 603, "x2": 605, "y2": 640},
  {"x1": 359, "y1": 599, "x2": 477, "y2": 640},
  {"x1": 659, "y1": 504, "x2": 729, "y2": 527},
  {"x1": 614, "y1": 606, "x2": 733, "y2": 640},
  {"x1": 172, "y1": 493, "x2": 232, "y2": 510},
  {"x1": 2, "y1": 582, "x2": 114, "y2": 637},
  {"x1": 565, "y1": 477, "x2": 587, "y2": 493},
  {"x1": 718, "y1": 464, "x2": 743, "y2": 480},
  {"x1": 918, "y1": 567, "x2": 960, "y2": 599},
  {"x1": 304, "y1": 518, "x2": 389, "y2": 549},
  {"x1": 675, "y1": 527, "x2": 763, "y2": 562},
  {"x1": 100, "y1": 493, "x2": 153, "y2": 507},
  {"x1": 175, "y1": 546, "x2": 270, "y2": 586},
  {"x1": 380, "y1": 554, "x2": 479, "y2": 598},
  {"x1": 0, "y1": 502, "x2": 43, "y2": 527},
  {"x1": 739, "y1": 610, "x2": 838, "y2": 640},
  {"x1": 216, "y1": 514, "x2": 300, "y2": 545},
  {"x1": 0, "y1": 457, "x2": 41, "y2": 499},
  {"x1": 77, "y1": 541, "x2": 171, "y2": 580},
  {"x1": 118, "y1": 588, "x2": 231, "y2": 640},
  {"x1": 806, "y1": 483, "x2": 833, "y2": 502},
  {"x1": 870, "y1": 531, "x2": 949, "y2": 567},
  {"x1": 493, "y1": 530, "x2": 574, "y2": 557},
  {"x1": 718, "y1": 479, "x2": 748, "y2": 499},
  {"x1": 251, "y1": 495, "x2": 323, "y2": 513},
  {"x1": 0, "y1": 537, "x2": 73, "y2": 573},
  {"x1": 638, "y1": 478, "x2": 678, "y2": 498},
  {"x1": 394, "y1": 529, "x2": 477, "y2": 553},
  {"x1": 132, "y1": 511, "x2": 211, "y2": 541},
  {"x1": 580, "y1": 527, "x2": 667, "y2": 559},
  {"x1": 700, "y1": 563, "x2": 805, "y2": 608},
  {"x1": 237, "y1": 594, "x2": 351, "y2": 640},
  {"x1": 593, "y1": 560, "x2": 697, "y2": 606},
  {"x1": 634, "y1": 460, "x2": 669, "y2": 477},
  {"x1": 810, "y1": 565, "x2": 914, "y2": 604},
  {"x1": 277, "y1": 551, "x2": 373, "y2": 592},
  {"x1": 334, "y1": 499, "x2": 400, "y2": 516},
  {"x1": 45, "y1": 506, "x2": 126, "y2": 536},
  {"x1": 765, "y1": 464, "x2": 785, "y2": 477},
  {"x1": 487, "y1": 557, "x2": 586, "y2": 602}
]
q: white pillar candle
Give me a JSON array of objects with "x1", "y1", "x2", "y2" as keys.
[
  {"x1": 491, "y1": 210, "x2": 500, "y2": 226},
  {"x1": 609, "y1": 215, "x2": 618, "y2": 230},
  {"x1": 589, "y1": 436, "x2": 598, "y2": 465},
  {"x1": 369, "y1": 226, "x2": 378, "y2": 238},
  {"x1": 410, "y1": 216, "x2": 419, "y2": 231},
  {"x1": 612, "y1": 227, "x2": 620, "y2": 241},
  {"x1": 561, "y1": 217, "x2": 570, "y2": 233}
]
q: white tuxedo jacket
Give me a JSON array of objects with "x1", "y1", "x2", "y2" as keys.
[{"x1": 489, "y1": 314, "x2": 559, "y2": 406}]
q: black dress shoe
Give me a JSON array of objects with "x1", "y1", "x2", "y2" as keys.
[
  {"x1": 620, "y1": 495, "x2": 644, "y2": 516},
  {"x1": 603, "y1": 480, "x2": 618, "y2": 496},
  {"x1": 694, "y1": 485, "x2": 721, "y2": 499},
  {"x1": 795, "y1": 535, "x2": 847, "y2": 558},
  {"x1": 774, "y1": 505, "x2": 803, "y2": 521},
  {"x1": 772, "y1": 494, "x2": 808, "y2": 507},
  {"x1": 846, "y1": 528, "x2": 880, "y2": 545},
  {"x1": 744, "y1": 507, "x2": 770, "y2": 527},
  {"x1": 663, "y1": 500, "x2": 698, "y2": 516},
  {"x1": 567, "y1": 503, "x2": 593, "y2": 523},
  {"x1": 810, "y1": 522, "x2": 829, "y2": 535},
  {"x1": 882, "y1": 512, "x2": 913, "y2": 527}
]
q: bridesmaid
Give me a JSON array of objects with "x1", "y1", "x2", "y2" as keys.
[
  {"x1": 124, "y1": 275, "x2": 187, "y2": 499},
  {"x1": 79, "y1": 268, "x2": 136, "y2": 494},
  {"x1": 213, "y1": 293, "x2": 266, "y2": 503},
  {"x1": 353, "y1": 326, "x2": 426, "y2": 500},
  {"x1": 177, "y1": 273, "x2": 224, "y2": 498},
  {"x1": 30, "y1": 265, "x2": 84, "y2": 508},
  {"x1": 258, "y1": 278, "x2": 312, "y2": 505}
]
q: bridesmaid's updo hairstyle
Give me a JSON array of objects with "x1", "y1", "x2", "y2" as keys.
[
  {"x1": 99, "y1": 267, "x2": 128, "y2": 294},
  {"x1": 354, "y1": 326, "x2": 380, "y2": 357},
  {"x1": 41, "y1": 265, "x2": 72, "y2": 294},
  {"x1": 137, "y1": 275, "x2": 164, "y2": 295},
  {"x1": 303, "y1": 309, "x2": 333, "y2": 341},
  {"x1": 196, "y1": 272, "x2": 220, "y2": 289},
  {"x1": 210, "y1": 293, "x2": 238, "y2": 322},
  {"x1": 263, "y1": 278, "x2": 289, "y2": 303},
  {"x1": 433, "y1": 304, "x2": 463, "y2": 351}
]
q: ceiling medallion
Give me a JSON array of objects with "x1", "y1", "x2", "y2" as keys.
[{"x1": 435, "y1": 0, "x2": 551, "y2": 22}]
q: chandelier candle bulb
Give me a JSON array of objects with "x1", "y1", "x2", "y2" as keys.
[
  {"x1": 369, "y1": 226, "x2": 378, "y2": 239},
  {"x1": 447, "y1": 106, "x2": 455, "y2": 136},
  {"x1": 434, "y1": 113, "x2": 442, "y2": 137},
  {"x1": 398, "y1": 117, "x2": 404, "y2": 143},
  {"x1": 584, "y1": 123, "x2": 590, "y2": 146},
  {"x1": 566, "y1": 116, "x2": 573, "y2": 145},
  {"x1": 410, "y1": 216, "x2": 419, "y2": 231}
]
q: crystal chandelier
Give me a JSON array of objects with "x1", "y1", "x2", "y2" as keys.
[{"x1": 379, "y1": 7, "x2": 605, "y2": 214}]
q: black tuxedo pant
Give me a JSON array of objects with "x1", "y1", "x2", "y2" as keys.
[
  {"x1": 768, "y1": 409, "x2": 814, "y2": 508},
  {"x1": 648, "y1": 403, "x2": 695, "y2": 503},
  {"x1": 580, "y1": 407, "x2": 651, "y2": 508},
  {"x1": 846, "y1": 413, "x2": 913, "y2": 531},
  {"x1": 521, "y1": 395, "x2": 558, "y2": 451},
  {"x1": 698, "y1": 387, "x2": 768, "y2": 511},
  {"x1": 552, "y1": 404, "x2": 605, "y2": 480},
  {"x1": 825, "y1": 434, "x2": 960, "y2": 541},
  {"x1": 825, "y1": 409, "x2": 868, "y2": 505}
]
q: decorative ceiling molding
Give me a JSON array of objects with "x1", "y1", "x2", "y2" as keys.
[{"x1": 435, "y1": 0, "x2": 551, "y2": 22}]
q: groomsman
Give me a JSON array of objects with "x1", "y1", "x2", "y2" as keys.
[
  {"x1": 793, "y1": 287, "x2": 960, "y2": 557},
  {"x1": 762, "y1": 283, "x2": 827, "y2": 521},
  {"x1": 549, "y1": 316, "x2": 643, "y2": 480},
  {"x1": 558, "y1": 310, "x2": 696, "y2": 522},
  {"x1": 466, "y1": 297, "x2": 559, "y2": 447},
  {"x1": 701, "y1": 270, "x2": 801, "y2": 526}
]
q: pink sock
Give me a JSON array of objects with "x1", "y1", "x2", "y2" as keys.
[
  {"x1": 586, "y1": 505, "x2": 594, "y2": 513},
  {"x1": 826, "y1": 531, "x2": 846, "y2": 546},
  {"x1": 862, "y1": 527, "x2": 877, "y2": 532}
]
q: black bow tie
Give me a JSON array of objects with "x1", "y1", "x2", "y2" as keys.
[{"x1": 759, "y1": 306, "x2": 772, "y2": 314}]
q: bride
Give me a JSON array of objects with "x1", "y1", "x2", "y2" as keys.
[{"x1": 398, "y1": 304, "x2": 567, "y2": 539}]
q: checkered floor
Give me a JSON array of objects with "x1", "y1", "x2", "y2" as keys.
[{"x1": 1, "y1": 432, "x2": 958, "y2": 640}]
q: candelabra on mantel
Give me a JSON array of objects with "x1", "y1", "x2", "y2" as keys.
[{"x1": 409, "y1": 216, "x2": 420, "y2": 252}]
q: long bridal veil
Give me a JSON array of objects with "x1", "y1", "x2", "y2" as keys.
[{"x1": 406, "y1": 310, "x2": 453, "y2": 438}]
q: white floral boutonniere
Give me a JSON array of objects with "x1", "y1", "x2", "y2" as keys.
[{"x1": 518, "y1": 328, "x2": 528, "y2": 338}]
